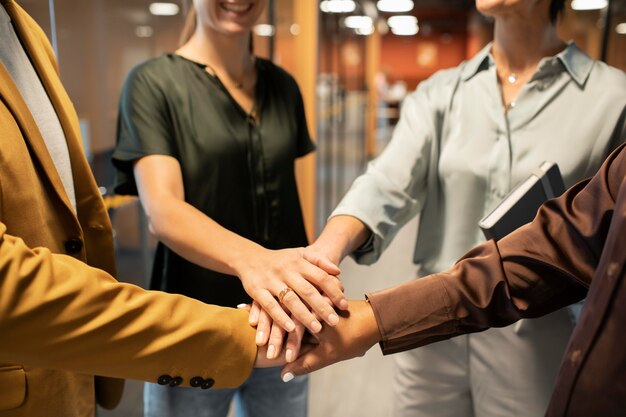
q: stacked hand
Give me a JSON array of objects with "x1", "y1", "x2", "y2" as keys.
[
  {"x1": 244, "y1": 247, "x2": 381, "y2": 377},
  {"x1": 244, "y1": 224, "x2": 381, "y2": 374},
  {"x1": 236, "y1": 246, "x2": 347, "y2": 335},
  {"x1": 281, "y1": 300, "x2": 381, "y2": 380},
  {"x1": 251, "y1": 299, "x2": 381, "y2": 380}
]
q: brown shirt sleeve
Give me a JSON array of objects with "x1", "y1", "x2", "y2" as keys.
[{"x1": 368, "y1": 143, "x2": 625, "y2": 355}]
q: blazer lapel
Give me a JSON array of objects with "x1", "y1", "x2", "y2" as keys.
[
  {"x1": 2, "y1": 0, "x2": 82, "y2": 218},
  {"x1": 0, "y1": 62, "x2": 78, "y2": 216}
]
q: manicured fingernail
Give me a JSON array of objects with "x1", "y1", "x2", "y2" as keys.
[
  {"x1": 286, "y1": 349, "x2": 294, "y2": 363},
  {"x1": 285, "y1": 320, "x2": 296, "y2": 332},
  {"x1": 339, "y1": 299, "x2": 349, "y2": 310},
  {"x1": 256, "y1": 331, "x2": 265, "y2": 344},
  {"x1": 311, "y1": 320, "x2": 322, "y2": 333},
  {"x1": 249, "y1": 310, "x2": 259, "y2": 324},
  {"x1": 237, "y1": 303, "x2": 248, "y2": 309},
  {"x1": 328, "y1": 313, "x2": 339, "y2": 326},
  {"x1": 282, "y1": 372, "x2": 295, "y2": 383},
  {"x1": 267, "y1": 345, "x2": 276, "y2": 359}
]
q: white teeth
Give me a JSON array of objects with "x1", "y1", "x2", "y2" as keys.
[{"x1": 221, "y1": 2, "x2": 252, "y2": 13}]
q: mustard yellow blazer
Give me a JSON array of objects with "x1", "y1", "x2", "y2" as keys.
[{"x1": 0, "y1": 1, "x2": 256, "y2": 416}]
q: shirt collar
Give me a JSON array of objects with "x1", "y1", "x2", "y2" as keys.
[
  {"x1": 460, "y1": 41, "x2": 594, "y2": 87},
  {"x1": 460, "y1": 42, "x2": 492, "y2": 82},
  {"x1": 555, "y1": 41, "x2": 594, "y2": 87}
]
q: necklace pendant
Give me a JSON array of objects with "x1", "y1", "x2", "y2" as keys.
[{"x1": 507, "y1": 73, "x2": 518, "y2": 84}]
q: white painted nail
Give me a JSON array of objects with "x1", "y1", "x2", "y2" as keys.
[
  {"x1": 237, "y1": 303, "x2": 248, "y2": 309},
  {"x1": 267, "y1": 345, "x2": 276, "y2": 359},
  {"x1": 282, "y1": 372, "x2": 295, "y2": 383},
  {"x1": 256, "y1": 331, "x2": 265, "y2": 344},
  {"x1": 286, "y1": 349, "x2": 294, "y2": 363}
]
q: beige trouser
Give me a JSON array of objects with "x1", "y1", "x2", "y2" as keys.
[{"x1": 392, "y1": 308, "x2": 573, "y2": 417}]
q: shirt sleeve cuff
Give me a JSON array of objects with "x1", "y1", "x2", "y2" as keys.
[{"x1": 366, "y1": 274, "x2": 456, "y2": 355}]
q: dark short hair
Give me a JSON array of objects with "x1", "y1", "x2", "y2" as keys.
[{"x1": 550, "y1": 0, "x2": 565, "y2": 24}]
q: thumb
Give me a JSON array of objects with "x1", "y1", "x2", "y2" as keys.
[
  {"x1": 304, "y1": 251, "x2": 341, "y2": 276},
  {"x1": 280, "y1": 345, "x2": 323, "y2": 382},
  {"x1": 317, "y1": 257, "x2": 341, "y2": 276}
]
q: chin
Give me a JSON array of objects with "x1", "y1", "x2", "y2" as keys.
[
  {"x1": 475, "y1": 0, "x2": 516, "y2": 16},
  {"x1": 219, "y1": 23, "x2": 252, "y2": 35}
]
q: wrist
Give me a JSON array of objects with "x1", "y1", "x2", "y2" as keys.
[
  {"x1": 361, "y1": 299, "x2": 382, "y2": 347},
  {"x1": 229, "y1": 242, "x2": 268, "y2": 279},
  {"x1": 320, "y1": 215, "x2": 370, "y2": 261},
  {"x1": 350, "y1": 299, "x2": 382, "y2": 351},
  {"x1": 307, "y1": 240, "x2": 343, "y2": 266}
]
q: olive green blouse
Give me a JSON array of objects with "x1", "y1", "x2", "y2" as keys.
[{"x1": 113, "y1": 54, "x2": 314, "y2": 307}]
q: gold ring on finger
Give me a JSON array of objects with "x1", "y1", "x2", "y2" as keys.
[{"x1": 278, "y1": 286, "x2": 294, "y2": 304}]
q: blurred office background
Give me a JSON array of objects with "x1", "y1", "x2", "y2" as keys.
[{"x1": 18, "y1": 0, "x2": 626, "y2": 415}]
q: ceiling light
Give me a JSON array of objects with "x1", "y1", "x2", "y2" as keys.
[
  {"x1": 320, "y1": 0, "x2": 356, "y2": 13},
  {"x1": 377, "y1": 0, "x2": 414, "y2": 13},
  {"x1": 616, "y1": 22, "x2": 626, "y2": 34},
  {"x1": 387, "y1": 15, "x2": 417, "y2": 28},
  {"x1": 253, "y1": 24, "x2": 275, "y2": 37},
  {"x1": 135, "y1": 25, "x2": 154, "y2": 38},
  {"x1": 388, "y1": 15, "x2": 418, "y2": 36},
  {"x1": 571, "y1": 0, "x2": 608, "y2": 10},
  {"x1": 390, "y1": 25, "x2": 419, "y2": 36},
  {"x1": 344, "y1": 15, "x2": 373, "y2": 29},
  {"x1": 149, "y1": 2, "x2": 180, "y2": 16}
]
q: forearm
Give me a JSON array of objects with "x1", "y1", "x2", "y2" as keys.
[
  {"x1": 368, "y1": 239, "x2": 587, "y2": 355},
  {"x1": 133, "y1": 155, "x2": 347, "y2": 333},
  {"x1": 145, "y1": 197, "x2": 265, "y2": 277}
]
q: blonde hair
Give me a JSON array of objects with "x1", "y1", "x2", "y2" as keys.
[{"x1": 179, "y1": 6, "x2": 197, "y2": 47}]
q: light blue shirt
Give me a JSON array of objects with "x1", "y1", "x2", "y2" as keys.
[{"x1": 333, "y1": 42, "x2": 626, "y2": 277}]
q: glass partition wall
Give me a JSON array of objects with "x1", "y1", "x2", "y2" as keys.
[{"x1": 316, "y1": 7, "x2": 369, "y2": 232}]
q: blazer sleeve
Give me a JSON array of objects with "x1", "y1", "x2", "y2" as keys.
[
  {"x1": 367, "y1": 143, "x2": 625, "y2": 355},
  {"x1": 0, "y1": 222, "x2": 256, "y2": 388}
]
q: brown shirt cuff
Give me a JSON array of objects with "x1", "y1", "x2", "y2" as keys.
[{"x1": 367, "y1": 273, "x2": 457, "y2": 355}]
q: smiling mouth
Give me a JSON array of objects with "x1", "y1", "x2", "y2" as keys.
[{"x1": 220, "y1": 2, "x2": 254, "y2": 14}]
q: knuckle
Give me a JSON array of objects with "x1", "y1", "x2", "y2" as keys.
[
  {"x1": 301, "y1": 359, "x2": 314, "y2": 375},
  {"x1": 271, "y1": 305, "x2": 287, "y2": 317},
  {"x1": 260, "y1": 297, "x2": 275, "y2": 310},
  {"x1": 299, "y1": 284, "x2": 318, "y2": 299},
  {"x1": 317, "y1": 272, "x2": 332, "y2": 285},
  {"x1": 322, "y1": 276, "x2": 341, "y2": 293},
  {"x1": 266, "y1": 304, "x2": 286, "y2": 320},
  {"x1": 293, "y1": 310, "x2": 314, "y2": 325},
  {"x1": 320, "y1": 306, "x2": 334, "y2": 316},
  {"x1": 258, "y1": 318, "x2": 271, "y2": 330}
]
